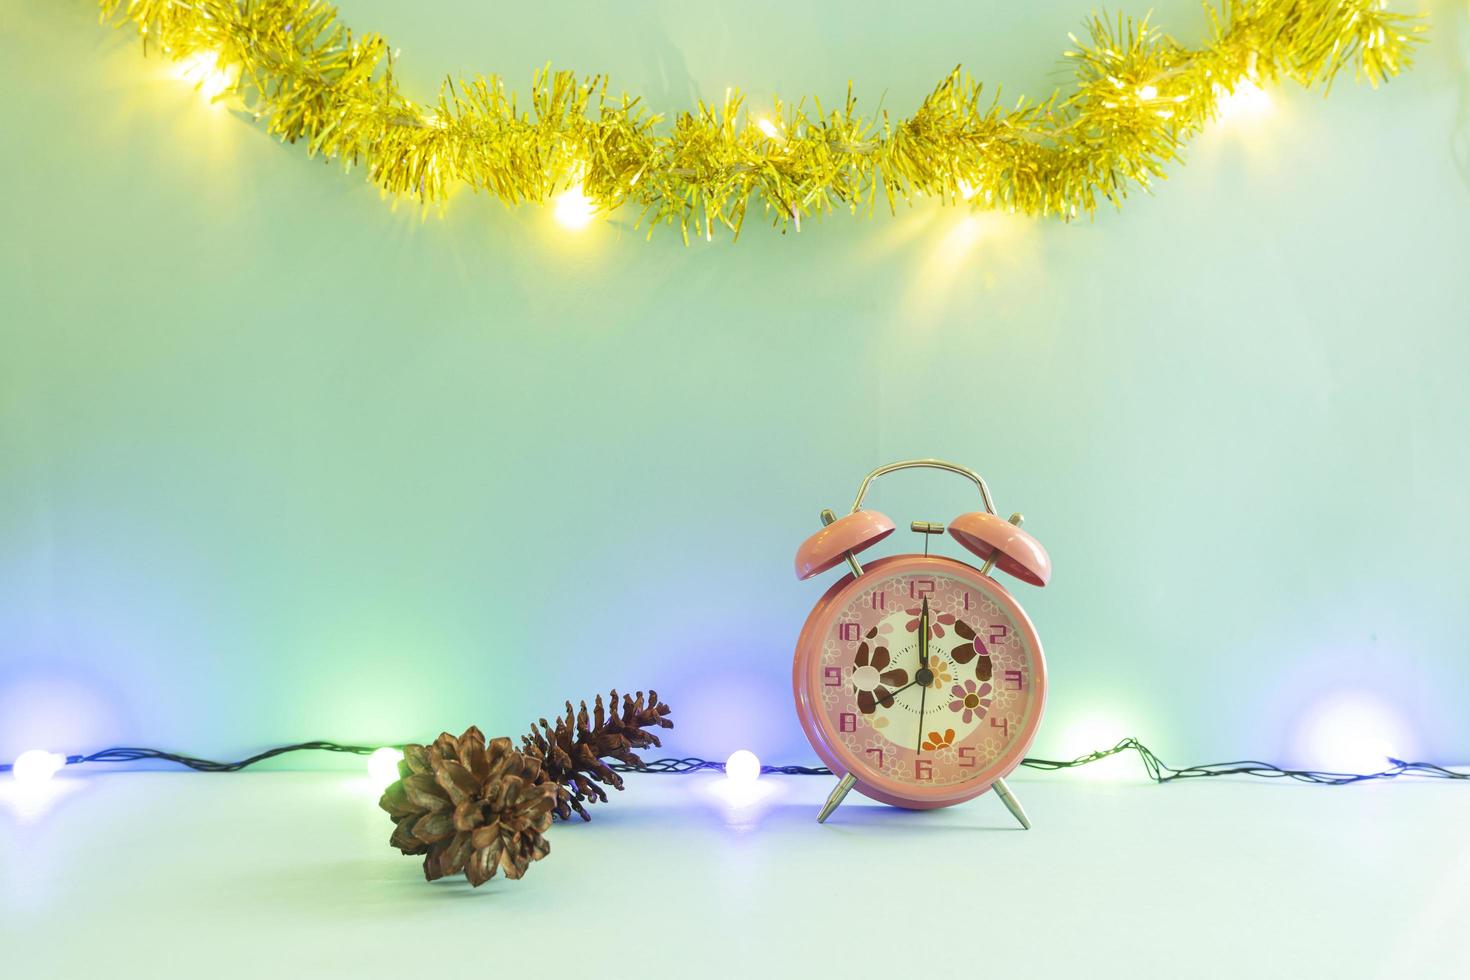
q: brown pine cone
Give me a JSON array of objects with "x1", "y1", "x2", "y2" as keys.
[
  {"x1": 522, "y1": 689, "x2": 674, "y2": 821},
  {"x1": 379, "y1": 727, "x2": 555, "y2": 886}
]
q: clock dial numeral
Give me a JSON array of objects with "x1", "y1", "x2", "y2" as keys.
[
  {"x1": 866, "y1": 748, "x2": 884, "y2": 768},
  {"x1": 915, "y1": 759, "x2": 934, "y2": 781},
  {"x1": 963, "y1": 591, "x2": 971, "y2": 610},
  {"x1": 1004, "y1": 669, "x2": 1024, "y2": 691},
  {"x1": 838, "y1": 622, "x2": 860, "y2": 642},
  {"x1": 823, "y1": 666, "x2": 842, "y2": 687},
  {"x1": 989, "y1": 623, "x2": 1009, "y2": 645},
  {"x1": 958, "y1": 746, "x2": 977, "y2": 768},
  {"x1": 840, "y1": 712, "x2": 857, "y2": 733},
  {"x1": 908, "y1": 578, "x2": 935, "y2": 600},
  {"x1": 870, "y1": 591, "x2": 887, "y2": 610},
  {"x1": 991, "y1": 716, "x2": 1010, "y2": 737}
]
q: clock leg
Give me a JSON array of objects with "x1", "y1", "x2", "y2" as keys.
[
  {"x1": 992, "y1": 776, "x2": 1031, "y2": 830},
  {"x1": 816, "y1": 772, "x2": 858, "y2": 823}
]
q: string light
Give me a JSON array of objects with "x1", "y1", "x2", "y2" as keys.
[
  {"x1": 94, "y1": 0, "x2": 1423, "y2": 240},
  {"x1": 552, "y1": 183, "x2": 596, "y2": 231},
  {"x1": 174, "y1": 50, "x2": 237, "y2": 102},
  {"x1": 724, "y1": 749, "x2": 761, "y2": 787},
  {"x1": 1053, "y1": 715, "x2": 1136, "y2": 780},
  {"x1": 2, "y1": 741, "x2": 1464, "y2": 787},
  {"x1": 366, "y1": 747, "x2": 403, "y2": 790},
  {"x1": 709, "y1": 749, "x2": 771, "y2": 810},
  {"x1": 1292, "y1": 692, "x2": 1416, "y2": 774},
  {"x1": 1213, "y1": 77, "x2": 1272, "y2": 122},
  {"x1": 11, "y1": 750, "x2": 66, "y2": 785}
]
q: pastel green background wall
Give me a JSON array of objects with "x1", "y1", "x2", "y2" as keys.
[{"x1": 2, "y1": 0, "x2": 1467, "y2": 768}]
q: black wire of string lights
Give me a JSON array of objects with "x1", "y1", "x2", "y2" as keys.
[{"x1": 3, "y1": 737, "x2": 1467, "y2": 784}]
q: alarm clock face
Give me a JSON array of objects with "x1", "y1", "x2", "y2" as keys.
[{"x1": 794, "y1": 555, "x2": 1045, "y2": 808}]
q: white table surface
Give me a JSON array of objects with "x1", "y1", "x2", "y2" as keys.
[{"x1": 2, "y1": 769, "x2": 1465, "y2": 979}]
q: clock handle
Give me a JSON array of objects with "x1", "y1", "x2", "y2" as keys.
[{"x1": 849, "y1": 458, "x2": 997, "y2": 516}]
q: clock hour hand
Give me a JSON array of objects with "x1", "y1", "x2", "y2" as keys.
[{"x1": 870, "y1": 678, "x2": 918, "y2": 705}]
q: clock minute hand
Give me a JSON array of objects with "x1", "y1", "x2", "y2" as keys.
[
  {"x1": 915, "y1": 598, "x2": 930, "y2": 755},
  {"x1": 917, "y1": 597, "x2": 930, "y2": 669}
]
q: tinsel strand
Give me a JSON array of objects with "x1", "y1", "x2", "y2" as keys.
[{"x1": 97, "y1": 0, "x2": 1424, "y2": 240}]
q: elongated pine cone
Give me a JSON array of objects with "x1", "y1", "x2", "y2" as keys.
[
  {"x1": 522, "y1": 689, "x2": 674, "y2": 821},
  {"x1": 379, "y1": 727, "x2": 555, "y2": 886}
]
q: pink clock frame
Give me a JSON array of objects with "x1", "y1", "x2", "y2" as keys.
[{"x1": 793, "y1": 554, "x2": 1048, "y2": 809}]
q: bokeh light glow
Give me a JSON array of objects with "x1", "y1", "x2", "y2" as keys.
[
  {"x1": 12, "y1": 749, "x2": 66, "y2": 785},
  {"x1": 553, "y1": 183, "x2": 596, "y2": 230},
  {"x1": 366, "y1": 747, "x2": 403, "y2": 790},
  {"x1": 1213, "y1": 78, "x2": 1272, "y2": 123},
  {"x1": 1292, "y1": 692, "x2": 1416, "y2": 773},
  {"x1": 175, "y1": 50, "x2": 238, "y2": 103},
  {"x1": 1054, "y1": 714, "x2": 1136, "y2": 780},
  {"x1": 706, "y1": 749, "x2": 776, "y2": 814},
  {"x1": 724, "y1": 749, "x2": 761, "y2": 786}
]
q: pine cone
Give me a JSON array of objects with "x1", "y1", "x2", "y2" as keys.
[
  {"x1": 522, "y1": 689, "x2": 674, "y2": 821},
  {"x1": 379, "y1": 727, "x2": 555, "y2": 886}
]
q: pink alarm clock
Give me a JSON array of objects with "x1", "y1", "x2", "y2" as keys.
[{"x1": 792, "y1": 459, "x2": 1051, "y2": 826}]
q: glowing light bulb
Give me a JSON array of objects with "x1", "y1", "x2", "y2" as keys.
[
  {"x1": 724, "y1": 749, "x2": 761, "y2": 786},
  {"x1": 756, "y1": 117, "x2": 780, "y2": 139},
  {"x1": 1213, "y1": 78, "x2": 1271, "y2": 123},
  {"x1": 175, "y1": 50, "x2": 238, "y2": 102},
  {"x1": 1137, "y1": 84, "x2": 1158, "y2": 100},
  {"x1": 1055, "y1": 715, "x2": 1136, "y2": 780},
  {"x1": 1293, "y1": 692, "x2": 1414, "y2": 773},
  {"x1": 11, "y1": 750, "x2": 65, "y2": 785},
  {"x1": 366, "y1": 747, "x2": 403, "y2": 789},
  {"x1": 553, "y1": 183, "x2": 596, "y2": 231}
]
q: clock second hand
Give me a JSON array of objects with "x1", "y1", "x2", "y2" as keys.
[{"x1": 915, "y1": 598, "x2": 930, "y2": 755}]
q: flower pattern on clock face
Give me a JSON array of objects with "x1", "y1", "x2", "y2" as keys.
[
  {"x1": 810, "y1": 565, "x2": 1040, "y2": 791},
  {"x1": 906, "y1": 607, "x2": 956, "y2": 639},
  {"x1": 948, "y1": 680, "x2": 993, "y2": 724},
  {"x1": 921, "y1": 728, "x2": 956, "y2": 751},
  {"x1": 948, "y1": 619, "x2": 993, "y2": 681},
  {"x1": 851, "y1": 642, "x2": 909, "y2": 715},
  {"x1": 925, "y1": 654, "x2": 952, "y2": 689}
]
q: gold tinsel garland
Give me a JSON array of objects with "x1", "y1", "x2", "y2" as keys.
[{"x1": 99, "y1": 0, "x2": 1424, "y2": 241}]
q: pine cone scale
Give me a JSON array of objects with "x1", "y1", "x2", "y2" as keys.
[
  {"x1": 412, "y1": 810, "x2": 454, "y2": 843},
  {"x1": 520, "y1": 689, "x2": 674, "y2": 822},
  {"x1": 380, "y1": 727, "x2": 556, "y2": 887},
  {"x1": 403, "y1": 773, "x2": 449, "y2": 811}
]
